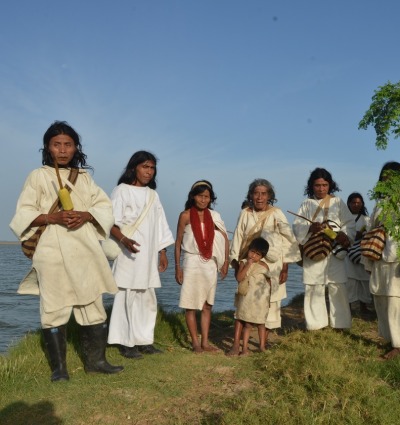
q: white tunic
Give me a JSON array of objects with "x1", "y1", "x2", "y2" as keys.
[
  {"x1": 368, "y1": 206, "x2": 400, "y2": 297},
  {"x1": 293, "y1": 196, "x2": 356, "y2": 285},
  {"x1": 110, "y1": 184, "x2": 174, "y2": 289},
  {"x1": 9, "y1": 166, "x2": 117, "y2": 313},
  {"x1": 230, "y1": 207, "x2": 301, "y2": 302}
]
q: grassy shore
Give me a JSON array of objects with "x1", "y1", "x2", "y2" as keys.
[{"x1": 1, "y1": 295, "x2": 400, "y2": 425}]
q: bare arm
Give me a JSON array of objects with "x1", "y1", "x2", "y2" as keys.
[
  {"x1": 236, "y1": 260, "x2": 253, "y2": 282},
  {"x1": 174, "y1": 210, "x2": 189, "y2": 285},
  {"x1": 158, "y1": 249, "x2": 168, "y2": 273},
  {"x1": 218, "y1": 228, "x2": 230, "y2": 280}
]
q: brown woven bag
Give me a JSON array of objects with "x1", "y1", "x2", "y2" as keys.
[{"x1": 360, "y1": 227, "x2": 386, "y2": 261}]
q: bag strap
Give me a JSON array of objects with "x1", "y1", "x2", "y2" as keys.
[
  {"x1": 47, "y1": 168, "x2": 79, "y2": 215},
  {"x1": 311, "y1": 195, "x2": 331, "y2": 222},
  {"x1": 238, "y1": 207, "x2": 276, "y2": 259},
  {"x1": 121, "y1": 189, "x2": 156, "y2": 238}
]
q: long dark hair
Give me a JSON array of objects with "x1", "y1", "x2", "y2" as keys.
[
  {"x1": 304, "y1": 167, "x2": 340, "y2": 198},
  {"x1": 246, "y1": 178, "x2": 277, "y2": 206},
  {"x1": 117, "y1": 151, "x2": 157, "y2": 189},
  {"x1": 41, "y1": 121, "x2": 91, "y2": 169},
  {"x1": 184, "y1": 180, "x2": 216, "y2": 210},
  {"x1": 347, "y1": 192, "x2": 368, "y2": 216}
]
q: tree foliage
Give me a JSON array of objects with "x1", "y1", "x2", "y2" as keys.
[{"x1": 359, "y1": 81, "x2": 400, "y2": 150}]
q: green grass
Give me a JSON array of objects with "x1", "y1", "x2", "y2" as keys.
[{"x1": 1, "y1": 301, "x2": 400, "y2": 425}]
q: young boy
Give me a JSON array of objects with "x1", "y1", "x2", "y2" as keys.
[{"x1": 228, "y1": 237, "x2": 271, "y2": 356}]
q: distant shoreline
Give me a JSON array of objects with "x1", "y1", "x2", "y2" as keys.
[{"x1": 0, "y1": 241, "x2": 19, "y2": 245}]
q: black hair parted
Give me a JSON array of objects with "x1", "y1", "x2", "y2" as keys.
[
  {"x1": 304, "y1": 167, "x2": 340, "y2": 198},
  {"x1": 118, "y1": 150, "x2": 158, "y2": 189},
  {"x1": 184, "y1": 180, "x2": 216, "y2": 210},
  {"x1": 41, "y1": 120, "x2": 91, "y2": 169},
  {"x1": 347, "y1": 192, "x2": 368, "y2": 216}
]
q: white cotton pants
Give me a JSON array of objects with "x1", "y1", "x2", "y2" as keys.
[
  {"x1": 304, "y1": 282, "x2": 352, "y2": 330},
  {"x1": 107, "y1": 288, "x2": 157, "y2": 347},
  {"x1": 374, "y1": 295, "x2": 400, "y2": 348},
  {"x1": 347, "y1": 278, "x2": 372, "y2": 304},
  {"x1": 265, "y1": 300, "x2": 281, "y2": 329},
  {"x1": 40, "y1": 296, "x2": 106, "y2": 329}
]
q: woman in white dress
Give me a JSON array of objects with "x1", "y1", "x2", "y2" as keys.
[{"x1": 107, "y1": 151, "x2": 174, "y2": 359}]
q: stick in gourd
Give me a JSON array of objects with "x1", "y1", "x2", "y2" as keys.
[
  {"x1": 53, "y1": 159, "x2": 74, "y2": 211},
  {"x1": 287, "y1": 210, "x2": 337, "y2": 240}
]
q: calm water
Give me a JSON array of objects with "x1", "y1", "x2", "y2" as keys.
[{"x1": 0, "y1": 244, "x2": 304, "y2": 354}]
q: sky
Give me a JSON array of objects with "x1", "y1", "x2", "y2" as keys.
[{"x1": 1, "y1": 0, "x2": 400, "y2": 241}]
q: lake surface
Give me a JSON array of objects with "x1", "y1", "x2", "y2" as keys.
[{"x1": 0, "y1": 244, "x2": 304, "y2": 354}]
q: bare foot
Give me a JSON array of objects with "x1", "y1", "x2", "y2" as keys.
[
  {"x1": 382, "y1": 348, "x2": 400, "y2": 360},
  {"x1": 226, "y1": 346, "x2": 240, "y2": 356},
  {"x1": 202, "y1": 345, "x2": 219, "y2": 352},
  {"x1": 192, "y1": 345, "x2": 203, "y2": 354},
  {"x1": 239, "y1": 350, "x2": 250, "y2": 357}
]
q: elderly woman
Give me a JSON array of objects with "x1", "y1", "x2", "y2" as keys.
[
  {"x1": 293, "y1": 167, "x2": 355, "y2": 331},
  {"x1": 228, "y1": 178, "x2": 300, "y2": 355}
]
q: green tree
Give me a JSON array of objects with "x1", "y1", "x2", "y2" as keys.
[{"x1": 359, "y1": 81, "x2": 400, "y2": 150}]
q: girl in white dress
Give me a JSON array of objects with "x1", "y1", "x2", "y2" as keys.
[{"x1": 175, "y1": 180, "x2": 229, "y2": 353}]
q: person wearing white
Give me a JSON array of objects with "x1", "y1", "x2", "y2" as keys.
[
  {"x1": 175, "y1": 180, "x2": 229, "y2": 353},
  {"x1": 345, "y1": 192, "x2": 372, "y2": 314},
  {"x1": 10, "y1": 121, "x2": 123, "y2": 381},
  {"x1": 229, "y1": 179, "x2": 300, "y2": 354},
  {"x1": 293, "y1": 168, "x2": 355, "y2": 331},
  {"x1": 107, "y1": 151, "x2": 174, "y2": 359},
  {"x1": 364, "y1": 161, "x2": 400, "y2": 360}
]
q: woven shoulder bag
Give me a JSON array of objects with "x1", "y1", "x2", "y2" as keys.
[{"x1": 360, "y1": 226, "x2": 385, "y2": 261}]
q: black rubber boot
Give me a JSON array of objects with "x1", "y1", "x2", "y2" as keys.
[
  {"x1": 42, "y1": 326, "x2": 69, "y2": 382},
  {"x1": 80, "y1": 323, "x2": 124, "y2": 374}
]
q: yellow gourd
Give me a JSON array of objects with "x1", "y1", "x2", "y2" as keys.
[
  {"x1": 58, "y1": 188, "x2": 74, "y2": 211},
  {"x1": 323, "y1": 227, "x2": 337, "y2": 240},
  {"x1": 54, "y1": 159, "x2": 74, "y2": 211}
]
